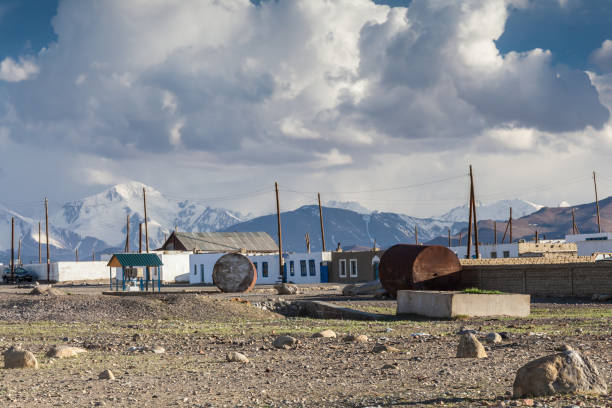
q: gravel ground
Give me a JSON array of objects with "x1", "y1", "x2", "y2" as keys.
[{"x1": 0, "y1": 284, "x2": 609, "y2": 407}]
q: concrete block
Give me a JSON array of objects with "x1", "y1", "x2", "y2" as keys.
[{"x1": 396, "y1": 290, "x2": 530, "y2": 318}]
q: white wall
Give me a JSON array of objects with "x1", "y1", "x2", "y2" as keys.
[
  {"x1": 23, "y1": 261, "x2": 111, "y2": 282},
  {"x1": 565, "y1": 232, "x2": 612, "y2": 242},
  {"x1": 156, "y1": 253, "x2": 190, "y2": 282},
  {"x1": 188, "y1": 251, "x2": 332, "y2": 285},
  {"x1": 575, "y1": 240, "x2": 612, "y2": 256},
  {"x1": 450, "y1": 243, "x2": 519, "y2": 259}
]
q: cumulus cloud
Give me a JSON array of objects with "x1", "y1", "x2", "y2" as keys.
[
  {"x1": 592, "y1": 39, "x2": 612, "y2": 72},
  {"x1": 0, "y1": 57, "x2": 39, "y2": 82}
]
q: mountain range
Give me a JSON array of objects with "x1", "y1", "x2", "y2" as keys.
[{"x1": 1, "y1": 180, "x2": 591, "y2": 263}]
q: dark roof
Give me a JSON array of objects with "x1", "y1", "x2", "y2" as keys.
[
  {"x1": 107, "y1": 253, "x2": 163, "y2": 267},
  {"x1": 162, "y1": 231, "x2": 278, "y2": 253}
]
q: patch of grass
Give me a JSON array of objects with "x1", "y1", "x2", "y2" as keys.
[{"x1": 462, "y1": 288, "x2": 503, "y2": 295}]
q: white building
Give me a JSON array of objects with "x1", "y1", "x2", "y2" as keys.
[
  {"x1": 450, "y1": 243, "x2": 519, "y2": 259},
  {"x1": 189, "y1": 251, "x2": 332, "y2": 285},
  {"x1": 565, "y1": 233, "x2": 612, "y2": 256},
  {"x1": 22, "y1": 261, "x2": 111, "y2": 282}
]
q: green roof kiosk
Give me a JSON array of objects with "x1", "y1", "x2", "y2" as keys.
[{"x1": 107, "y1": 253, "x2": 163, "y2": 292}]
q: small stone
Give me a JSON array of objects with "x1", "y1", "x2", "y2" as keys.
[
  {"x1": 343, "y1": 334, "x2": 368, "y2": 343},
  {"x1": 275, "y1": 283, "x2": 299, "y2": 295},
  {"x1": 456, "y1": 333, "x2": 487, "y2": 358},
  {"x1": 99, "y1": 369, "x2": 115, "y2": 380},
  {"x1": 523, "y1": 399, "x2": 534, "y2": 407},
  {"x1": 132, "y1": 333, "x2": 141, "y2": 342},
  {"x1": 485, "y1": 332, "x2": 502, "y2": 344},
  {"x1": 312, "y1": 330, "x2": 336, "y2": 339},
  {"x1": 46, "y1": 345, "x2": 87, "y2": 359},
  {"x1": 381, "y1": 363, "x2": 398, "y2": 370},
  {"x1": 371, "y1": 344, "x2": 400, "y2": 353},
  {"x1": 3, "y1": 347, "x2": 38, "y2": 369},
  {"x1": 151, "y1": 346, "x2": 165, "y2": 354},
  {"x1": 226, "y1": 351, "x2": 249, "y2": 363},
  {"x1": 273, "y1": 335, "x2": 298, "y2": 349}
]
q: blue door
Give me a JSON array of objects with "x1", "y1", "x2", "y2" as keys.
[{"x1": 320, "y1": 263, "x2": 329, "y2": 283}]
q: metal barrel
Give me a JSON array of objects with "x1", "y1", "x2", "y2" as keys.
[
  {"x1": 379, "y1": 244, "x2": 462, "y2": 297},
  {"x1": 212, "y1": 253, "x2": 257, "y2": 293}
]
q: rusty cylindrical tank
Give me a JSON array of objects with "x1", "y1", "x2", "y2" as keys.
[
  {"x1": 212, "y1": 253, "x2": 257, "y2": 293},
  {"x1": 379, "y1": 244, "x2": 462, "y2": 297}
]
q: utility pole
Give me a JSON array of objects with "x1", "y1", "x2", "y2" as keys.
[
  {"x1": 593, "y1": 171, "x2": 601, "y2": 233},
  {"x1": 92, "y1": 250, "x2": 95, "y2": 261},
  {"x1": 509, "y1": 207, "x2": 513, "y2": 243},
  {"x1": 143, "y1": 188, "x2": 149, "y2": 253},
  {"x1": 305, "y1": 233, "x2": 310, "y2": 253},
  {"x1": 275, "y1": 182, "x2": 285, "y2": 283},
  {"x1": 535, "y1": 230, "x2": 539, "y2": 244},
  {"x1": 572, "y1": 208, "x2": 579, "y2": 235},
  {"x1": 467, "y1": 172, "x2": 473, "y2": 259},
  {"x1": 448, "y1": 227, "x2": 451, "y2": 247},
  {"x1": 414, "y1": 224, "x2": 418, "y2": 245},
  {"x1": 38, "y1": 222, "x2": 41, "y2": 263},
  {"x1": 75, "y1": 248, "x2": 78, "y2": 262},
  {"x1": 10, "y1": 217, "x2": 14, "y2": 281},
  {"x1": 139, "y1": 223, "x2": 143, "y2": 253},
  {"x1": 45, "y1": 197, "x2": 50, "y2": 282},
  {"x1": 494, "y1": 221, "x2": 497, "y2": 245},
  {"x1": 317, "y1": 193, "x2": 326, "y2": 251},
  {"x1": 470, "y1": 165, "x2": 480, "y2": 258},
  {"x1": 17, "y1": 238, "x2": 21, "y2": 264},
  {"x1": 125, "y1": 214, "x2": 130, "y2": 252}
]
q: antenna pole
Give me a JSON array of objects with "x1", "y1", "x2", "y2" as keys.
[
  {"x1": 275, "y1": 182, "x2": 285, "y2": 283},
  {"x1": 45, "y1": 197, "x2": 50, "y2": 282},
  {"x1": 318, "y1": 193, "x2": 326, "y2": 251},
  {"x1": 593, "y1": 171, "x2": 601, "y2": 233},
  {"x1": 10, "y1": 217, "x2": 14, "y2": 281}
]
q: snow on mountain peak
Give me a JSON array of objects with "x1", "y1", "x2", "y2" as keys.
[{"x1": 437, "y1": 199, "x2": 543, "y2": 222}]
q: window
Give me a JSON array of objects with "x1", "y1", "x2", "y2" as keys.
[
  {"x1": 193, "y1": 264, "x2": 197, "y2": 275},
  {"x1": 586, "y1": 236, "x2": 608, "y2": 241},
  {"x1": 289, "y1": 260, "x2": 295, "y2": 276},
  {"x1": 252, "y1": 262, "x2": 257, "y2": 275},
  {"x1": 308, "y1": 260, "x2": 316, "y2": 276},
  {"x1": 262, "y1": 262, "x2": 268, "y2": 277},
  {"x1": 490, "y1": 252, "x2": 497, "y2": 259},
  {"x1": 339, "y1": 259, "x2": 346, "y2": 278},
  {"x1": 300, "y1": 260, "x2": 307, "y2": 276},
  {"x1": 503, "y1": 251, "x2": 510, "y2": 258},
  {"x1": 350, "y1": 259, "x2": 358, "y2": 277}
]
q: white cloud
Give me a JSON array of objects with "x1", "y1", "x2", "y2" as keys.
[
  {"x1": 0, "y1": 57, "x2": 39, "y2": 82},
  {"x1": 591, "y1": 39, "x2": 612, "y2": 72}
]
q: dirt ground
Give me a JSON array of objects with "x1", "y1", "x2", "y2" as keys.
[{"x1": 0, "y1": 283, "x2": 609, "y2": 407}]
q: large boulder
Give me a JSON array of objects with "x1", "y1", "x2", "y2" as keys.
[
  {"x1": 46, "y1": 345, "x2": 87, "y2": 359},
  {"x1": 456, "y1": 333, "x2": 487, "y2": 358},
  {"x1": 275, "y1": 283, "x2": 299, "y2": 295},
  {"x1": 513, "y1": 350, "x2": 607, "y2": 398},
  {"x1": 4, "y1": 347, "x2": 38, "y2": 369}
]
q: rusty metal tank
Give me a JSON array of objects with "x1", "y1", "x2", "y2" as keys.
[
  {"x1": 379, "y1": 244, "x2": 462, "y2": 297},
  {"x1": 213, "y1": 253, "x2": 257, "y2": 293}
]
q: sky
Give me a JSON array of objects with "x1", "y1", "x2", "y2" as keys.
[{"x1": 1, "y1": 0, "x2": 612, "y2": 219}]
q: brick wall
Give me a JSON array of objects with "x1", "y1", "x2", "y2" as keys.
[{"x1": 461, "y1": 262, "x2": 612, "y2": 296}]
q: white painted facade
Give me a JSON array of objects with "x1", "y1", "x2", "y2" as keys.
[
  {"x1": 450, "y1": 243, "x2": 519, "y2": 259},
  {"x1": 22, "y1": 261, "x2": 112, "y2": 282},
  {"x1": 188, "y1": 251, "x2": 332, "y2": 285},
  {"x1": 155, "y1": 252, "x2": 190, "y2": 282}
]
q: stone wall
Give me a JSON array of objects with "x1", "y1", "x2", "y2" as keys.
[{"x1": 461, "y1": 262, "x2": 612, "y2": 296}]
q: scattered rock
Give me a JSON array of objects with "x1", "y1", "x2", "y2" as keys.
[
  {"x1": 381, "y1": 363, "x2": 398, "y2": 370},
  {"x1": 29, "y1": 286, "x2": 65, "y2": 296},
  {"x1": 151, "y1": 346, "x2": 165, "y2": 354},
  {"x1": 341, "y1": 280, "x2": 387, "y2": 297},
  {"x1": 371, "y1": 344, "x2": 400, "y2": 353},
  {"x1": 4, "y1": 347, "x2": 38, "y2": 369},
  {"x1": 46, "y1": 345, "x2": 87, "y2": 359},
  {"x1": 99, "y1": 369, "x2": 115, "y2": 380},
  {"x1": 456, "y1": 333, "x2": 487, "y2": 358},
  {"x1": 273, "y1": 335, "x2": 298, "y2": 349},
  {"x1": 226, "y1": 351, "x2": 249, "y2": 363},
  {"x1": 513, "y1": 350, "x2": 607, "y2": 398},
  {"x1": 555, "y1": 344, "x2": 573, "y2": 352},
  {"x1": 132, "y1": 333, "x2": 141, "y2": 342},
  {"x1": 275, "y1": 283, "x2": 299, "y2": 295},
  {"x1": 344, "y1": 334, "x2": 368, "y2": 343},
  {"x1": 485, "y1": 332, "x2": 502, "y2": 344},
  {"x1": 312, "y1": 330, "x2": 336, "y2": 339}
]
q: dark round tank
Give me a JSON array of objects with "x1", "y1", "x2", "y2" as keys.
[
  {"x1": 379, "y1": 244, "x2": 462, "y2": 297},
  {"x1": 213, "y1": 253, "x2": 257, "y2": 293}
]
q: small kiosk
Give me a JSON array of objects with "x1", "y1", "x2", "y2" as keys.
[{"x1": 107, "y1": 253, "x2": 163, "y2": 292}]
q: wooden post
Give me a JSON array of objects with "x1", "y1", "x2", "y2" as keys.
[
  {"x1": 414, "y1": 224, "x2": 418, "y2": 245},
  {"x1": 45, "y1": 197, "x2": 50, "y2": 282},
  {"x1": 125, "y1": 214, "x2": 130, "y2": 252},
  {"x1": 448, "y1": 227, "x2": 451, "y2": 247},
  {"x1": 92, "y1": 250, "x2": 95, "y2": 261},
  {"x1": 143, "y1": 188, "x2": 149, "y2": 253},
  {"x1": 10, "y1": 217, "x2": 14, "y2": 281},
  {"x1": 139, "y1": 223, "x2": 143, "y2": 253},
  {"x1": 470, "y1": 165, "x2": 479, "y2": 258},
  {"x1": 75, "y1": 248, "x2": 78, "y2": 262},
  {"x1": 317, "y1": 193, "x2": 326, "y2": 251},
  {"x1": 17, "y1": 238, "x2": 21, "y2": 265},
  {"x1": 572, "y1": 208, "x2": 579, "y2": 235},
  {"x1": 305, "y1": 233, "x2": 310, "y2": 253},
  {"x1": 535, "y1": 230, "x2": 538, "y2": 244},
  {"x1": 467, "y1": 169, "x2": 473, "y2": 259},
  {"x1": 38, "y1": 221, "x2": 41, "y2": 263},
  {"x1": 593, "y1": 171, "x2": 601, "y2": 233},
  {"x1": 275, "y1": 182, "x2": 285, "y2": 283}
]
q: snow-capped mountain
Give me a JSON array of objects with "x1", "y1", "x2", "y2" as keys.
[
  {"x1": 51, "y1": 181, "x2": 243, "y2": 249},
  {"x1": 437, "y1": 199, "x2": 543, "y2": 223},
  {"x1": 325, "y1": 200, "x2": 371, "y2": 214}
]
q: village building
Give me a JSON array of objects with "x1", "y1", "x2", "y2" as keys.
[{"x1": 330, "y1": 248, "x2": 384, "y2": 283}]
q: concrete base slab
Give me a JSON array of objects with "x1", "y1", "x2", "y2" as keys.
[{"x1": 397, "y1": 290, "x2": 530, "y2": 318}]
